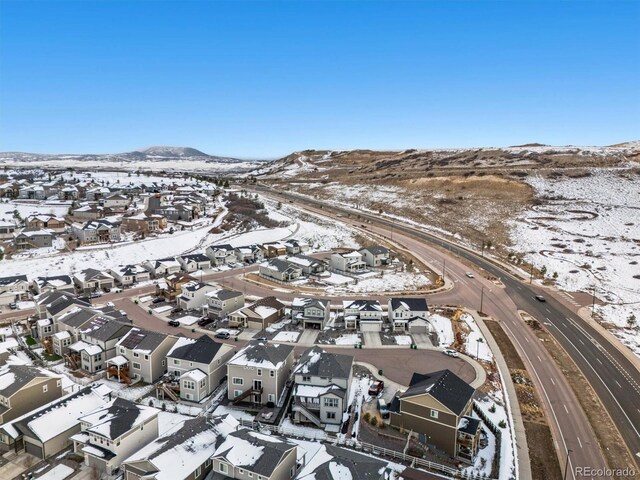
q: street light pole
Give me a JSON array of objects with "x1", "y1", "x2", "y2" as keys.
[
  {"x1": 480, "y1": 286, "x2": 484, "y2": 314},
  {"x1": 563, "y1": 449, "x2": 573, "y2": 480},
  {"x1": 529, "y1": 264, "x2": 534, "y2": 284},
  {"x1": 442, "y1": 259, "x2": 446, "y2": 283},
  {"x1": 591, "y1": 286, "x2": 596, "y2": 316}
]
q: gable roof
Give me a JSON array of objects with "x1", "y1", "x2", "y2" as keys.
[
  {"x1": 167, "y1": 335, "x2": 224, "y2": 364},
  {"x1": 116, "y1": 328, "x2": 171, "y2": 353},
  {"x1": 229, "y1": 342, "x2": 293, "y2": 370},
  {"x1": 390, "y1": 297, "x2": 429, "y2": 312},
  {"x1": 0, "y1": 365, "x2": 55, "y2": 398},
  {"x1": 342, "y1": 299, "x2": 382, "y2": 312},
  {"x1": 297, "y1": 444, "x2": 390, "y2": 480},
  {"x1": 80, "y1": 397, "x2": 158, "y2": 440},
  {"x1": 206, "y1": 288, "x2": 243, "y2": 301},
  {"x1": 295, "y1": 347, "x2": 353, "y2": 379},
  {"x1": 0, "y1": 275, "x2": 28, "y2": 287},
  {"x1": 360, "y1": 245, "x2": 389, "y2": 255},
  {"x1": 401, "y1": 370, "x2": 475, "y2": 416}
]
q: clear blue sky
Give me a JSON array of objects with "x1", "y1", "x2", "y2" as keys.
[{"x1": 1, "y1": 1, "x2": 638, "y2": 158}]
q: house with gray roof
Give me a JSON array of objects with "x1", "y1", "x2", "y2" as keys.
[
  {"x1": 259, "y1": 258, "x2": 303, "y2": 282},
  {"x1": 205, "y1": 243, "x2": 237, "y2": 266},
  {"x1": 72, "y1": 219, "x2": 121, "y2": 244},
  {"x1": 292, "y1": 347, "x2": 354, "y2": 430},
  {"x1": 342, "y1": 299, "x2": 384, "y2": 332},
  {"x1": 204, "y1": 288, "x2": 245, "y2": 320},
  {"x1": 0, "y1": 274, "x2": 30, "y2": 307},
  {"x1": 296, "y1": 443, "x2": 395, "y2": 480},
  {"x1": 176, "y1": 281, "x2": 218, "y2": 311},
  {"x1": 108, "y1": 263, "x2": 151, "y2": 286},
  {"x1": 228, "y1": 296, "x2": 285, "y2": 330},
  {"x1": 359, "y1": 245, "x2": 391, "y2": 267},
  {"x1": 33, "y1": 275, "x2": 75, "y2": 295},
  {"x1": 72, "y1": 397, "x2": 160, "y2": 475},
  {"x1": 114, "y1": 328, "x2": 178, "y2": 383},
  {"x1": 388, "y1": 297, "x2": 432, "y2": 333},
  {"x1": 389, "y1": 369, "x2": 479, "y2": 461},
  {"x1": 122, "y1": 415, "x2": 240, "y2": 480},
  {"x1": 73, "y1": 268, "x2": 115, "y2": 294},
  {"x1": 291, "y1": 297, "x2": 330, "y2": 329},
  {"x1": 0, "y1": 365, "x2": 63, "y2": 425},
  {"x1": 211, "y1": 428, "x2": 297, "y2": 480},
  {"x1": 176, "y1": 253, "x2": 212, "y2": 272},
  {"x1": 227, "y1": 342, "x2": 294, "y2": 406},
  {"x1": 285, "y1": 254, "x2": 327, "y2": 275},
  {"x1": 166, "y1": 335, "x2": 235, "y2": 402},
  {"x1": 14, "y1": 229, "x2": 53, "y2": 250}
]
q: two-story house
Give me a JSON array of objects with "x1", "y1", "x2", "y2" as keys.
[
  {"x1": 176, "y1": 253, "x2": 212, "y2": 272},
  {"x1": 259, "y1": 259, "x2": 303, "y2": 282},
  {"x1": 342, "y1": 299, "x2": 383, "y2": 331},
  {"x1": 389, "y1": 369, "x2": 479, "y2": 462},
  {"x1": 73, "y1": 268, "x2": 115, "y2": 294},
  {"x1": 285, "y1": 255, "x2": 327, "y2": 276},
  {"x1": 73, "y1": 398, "x2": 160, "y2": 475},
  {"x1": 122, "y1": 415, "x2": 239, "y2": 480},
  {"x1": 359, "y1": 245, "x2": 391, "y2": 267},
  {"x1": 122, "y1": 213, "x2": 166, "y2": 234},
  {"x1": 291, "y1": 297, "x2": 330, "y2": 329},
  {"x1": 109, "y1": 264, "x2": 151, "y2": 286},
  {"x1": 115, "y1": 328, "x2": 178, "y2": 383},
  {"x1": 0, "y1": 365, "x2": 63, "y2": 425},
  {"x1": 284, "y1": 239, "x2": 310, "y2": 255},
  {"x1": 24, "y1": 215, "x2": 67, "y2": 233},
  {"x1": 227, "y1": 341, "x2": 294, "y2": 406},
  {"x1": 0, "y1": 274, "x2": 30, "y2": 307},
  {"x1": 228, "y1": 296, "x2": 286, "y2": 330},
  {"x1": 292, "y1": 347, "x2": 353, "y2": 430},
  {"x1": 211, "y1": 429, "x2": 297, "y2": 480},
  {"x1": 156, "y1": 272, "x2": 195, "y2": 301},
  {"x1": 33, "y1": 275, "x2": 76, "y2": 295},
  {"x1": 144, "y1": 258, "x2": 182, "y2": 278},
  {"x1": 388, "y1": 297, "x2": 432, "y2": 333},
  {"x1": 176, "y1": 282, "x2": 218, "y2": 311},
  {"x1": 72, "y1": 219, "x2": 121, "y2": 244},
  {"x1": 14, "y1": 230, "x2": 54, "y2": 250},
  {"x1": 205, "y1": 244, "x2": 237, "y2": 266},
  {"x1": 297, "y1": 444, "x2": 395, "y2": 480},
  {"x1": 203, "y1": 288, "x2": 244, "y2": 320},
  {"x1": 329, "y1": 251, "x2": 367, "y2": 273},
  {"x1": 166, "y1": 335, "x2": 235, "y2": 402}
]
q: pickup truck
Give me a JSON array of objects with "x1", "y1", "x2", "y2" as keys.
[{"x1": 368, "y1": 380, "x2": 384, "y2": 396}]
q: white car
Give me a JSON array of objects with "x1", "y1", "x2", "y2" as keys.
[
  {"x1": 465, "y1": 272, "x2": 475, "y2": 278},
  {"x1": 443, "y1": 349, "x2": 459, "y2": 358}
]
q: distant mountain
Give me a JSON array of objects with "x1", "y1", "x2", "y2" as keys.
[{"x1": 136, "y1": 146, "x2": 211, "y2": 157}]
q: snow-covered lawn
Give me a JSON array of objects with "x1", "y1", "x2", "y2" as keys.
[
  {"x1": 510, "y1": 169, "x2": 640, "y2": 356},
  {"x1": 211, "y1": 404, "x2": 257, "y2": 422},
  {"x1": 322, "y1": 272, "x2": 356, "y2": 286},
  {"x1": 272, "y1": 331, "x2": 300, "y2": 342},
  {"x1": 280, "y1": 418, "x2": 330, "y2": 441},
  {"x1": 461, "y1": 313, "x2": 493, "y2": 361},
  {"x1": 429, "y1": 313, "x2": 455, "y2": 347},
  {"x1": 394, "y1": 335, "x2": 413, "y2": 345},
  {"x1": 177, "y1": 315, "x2": 200, "y2": 326},
  {"x1": 343, "y1": 272, "x2": 431, "y2": 293},
  {"x1": 153, "y1": 305, "x2": 173, "y2": 314},
  {"x1": 34, "y1": 464, "x2": 74, "y2": 480},
  {"x1": 334, "y1": 334, "x2": 362, "y2": 345}
]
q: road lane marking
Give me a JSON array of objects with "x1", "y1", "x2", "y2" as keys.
[
  {"x1": 577, "y1": 437, "x2": 583, "y2": 449},
  {"x1": 596, "y1": 358, "x2": 603, "y2": 365},
  {"x1": 564, "y1": 404, "x2": 569, "y2": 414},
  {"x1": 550, "y1": 377, "x2": 555, "y2": 386},
  {"x1": 524, "y1": 337, "x2": 530, "y2": 343},
  {"x1": 578, "y1": 339, "x2": 585, "y2": 346},
  {"x1": 615, "y1": 380, "x2": 622, "y2": 388},
  {"x1": 537, "y1": 355, "x2": 543, "y2": 363}
]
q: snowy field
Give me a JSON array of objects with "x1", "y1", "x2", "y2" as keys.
[
  {"x1": 511, "y1": 169, "x2": 640, "y2": 356},
  {"x1": 334, "y1": 333, "x2": 362, "y2": 345},
  {"x1": 272, "y1": 331, "x2": 300, "y2": 342},
  {"x1": 338, "y1": 272, "x2": 431, "y2": 293},
  {"x1": 429, "y1": 313, "x2": 455, "y2": 347}
]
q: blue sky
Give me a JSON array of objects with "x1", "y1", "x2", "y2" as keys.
[{"x1": 1, "y1": 1, "x2": 638, "y2": 158}]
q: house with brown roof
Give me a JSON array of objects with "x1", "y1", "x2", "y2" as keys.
[{"x1": 228, "y1": 296, "x2": 285, "y2": 330}]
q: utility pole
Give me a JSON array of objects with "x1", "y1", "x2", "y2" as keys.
[
  {"x1": 529, "y1": 264, "x2": 534, "y2": 284},
  {"x1": 563, "y1": 449, "x2": 573, "y2": 480},
  {"x1": 442, "y1": 259, "x2": 446, "y2": 282},
  {"x1": 481, "y1": 241, "x2": 485, "y2": 257},
  {"x1": 480, "y1": 286, "x2": 484, "y2": 314},
  {"x1": 591, "y1": 286, "x2": 596, "y2": 316}
]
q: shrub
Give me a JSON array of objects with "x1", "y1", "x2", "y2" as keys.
[
  {"x1": 363, "y1": 412, "x2": 371, "y2": 423},
  {"x1": 489, "y1": 404, "x2": 496, "y2": 413},
  {"x1": 370, "y1": 416, "x2": 378, "y2": 427},
  {"x1": 498, "y1": 420, "x2": 507, "y2": 428}
]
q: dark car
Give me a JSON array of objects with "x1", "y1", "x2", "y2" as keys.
[
  {"x1": 368, "y1": 380, "x2": 384, "y2": 396},
  {"x1": 168, "y1": 320, "x2": 181, "y2": 327},
  {"x1": 151, "y1": 297, "x2": 164, "y2": 304},
  {"x1": 535, "y1": 295, "x2": 546, "y2": 302},
  {"x1": 198, "y1": 318, "x2": 213, "y2": 327},
  {"x1": 8, "y1": 303, "x2": 17, "y2": 310}
]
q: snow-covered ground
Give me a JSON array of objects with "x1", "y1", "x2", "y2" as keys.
[
  {"x1": 334, "y1": 333, "x2": 362, "y2": 345},
  {"x1": 337, "y1": 272, "x2": 431, "y2": 293},
  {"x1": 461, "y1": 313, "x2": 493, "y2": 361},
  {"x1": 429, "y1": 313, "x2": 455, "y2": 347},
  {"x1": 510, "y1": 169, "x2": 640, "y2": 356},
  {"x1": 394, "y1": 335, "x2": 413, "y2": 345},
  {"x1": 272, "y1": 331, "x2": 300, "y2": 342}
]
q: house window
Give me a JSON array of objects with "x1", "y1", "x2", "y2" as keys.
[
  {"x1": 145, "y1": 355, "x2": 149, "y2": 360},
  {"x1": 302, "y1": 376, "x2": 311, "y2": 382},
  {"x1": 200, "y1": 379, "x2": 206, "y2": 388},
  {"x1": 43, "y1": 385, "x2": 48, "y2": 393},
  {"x1": 219, "y1": 463, "x2": 228, "y2": 474},
  {"x1": 257, "y1": 368, "x2": 262, "y2": 376},
  {"x1": 56, "y1": 380, "x2": 61, "y2": 387},
  {"x1": 195, "y1": 466, "x2": 201, "y2": 477},
  {"x1": 162, "y1": 360, "x2": 166, "y2": 366},
  {"x1": 323, "y1": 398, "x2": 338, "y2": 408},
  {"x1": 234, "y1": 390, "x2": 242, "y2": 398},
  {"x1": 232, "y1": 377, "x2": 243, "y2": 385},
  {"x1": 430, "y1": 409, "x2": 439, "y2": 419},
  {"x1": 269, "y1": 370, "x2": 275, "y2": 377},
  {"x1": 173, "y1": 359, "x2": 180, "y2": 365},
  {"x1": 133, "y1": 362, "x2": 141, "y2": 370},
  {"x1": 326, "y1": 412, "x2": 336, "y2": 420},
  {"x1": 133, "y1": 352, "x2": 139, "y2": 358},
  {"x1": 184, "y1": 381, "x2": 195, "y2": 390},
  {"x1": 248, "y1": 473, "x2": 253, "y2": 478},
  {"x1": 120, "y1": 347, "x2": 125, "y2": 354},
  {"x1": 205, "y1": 460, "x2": 211, "y2": 467},
  {"x1": 239, "y1": 469, "x2": 244, "y2": 474},
  {"x1": 268, "y1": 394, "x2": 275, "y2": 403}
]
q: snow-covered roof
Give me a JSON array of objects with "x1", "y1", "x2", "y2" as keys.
[
  {"x1": 229, "y1": 342, "x2": 293, "y2": 370},
  {"x1": 69, "y1": 340, "x2": 103, "y2": 356},
  {"x1": 80, "y1": 397, "x2": 159, "y2": 440},
  {"x1": 182, "y1": 369, "x2": 206, "y2": 382}
]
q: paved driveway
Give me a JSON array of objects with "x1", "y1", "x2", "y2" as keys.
[
  {"x1": 362, "y1": 332, "x2": 382, "y2": 347},
  {"x1": 411, "y1": 333, "x2": 434, "y2": 348}
]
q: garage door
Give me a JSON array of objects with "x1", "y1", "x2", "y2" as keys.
[
  {"x1": 360, "y1": 322, "x2": 381, "y2": 332},
  {"x1": 25, "y1": 440, "x2": 43, "y2": 459},
  {"x1": 408, "y1": 324, "x2": 429, "y2": 334}
]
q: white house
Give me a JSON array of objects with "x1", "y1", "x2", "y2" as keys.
[
  {"x1": 176, "y1": 282, "x2": 219, "y2": 311},
  {"x1": 0, "y1": 275, "x2": 30, "y2": 307},
  {"x1": 388, "y1": 297, "x2": 431, "y2": 332},
  {"x1": 359, "y1": 245, "x2": 391, "y2": 267},
  {"x1": 176, "y1": 253, "x2": 211, "y2": 272},
  {"x1": 330, "y1": 251, "x2": 367, "y2": 273},
  {"x1": 143, "y1": 258, "x2": 182, "y2": 278},
  {"x1": 342, "y1": 299, "x2": 383, "y2": 331}
]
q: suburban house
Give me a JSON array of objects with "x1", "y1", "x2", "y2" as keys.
[
  {"x1": 0, "y1": 274, "x2": 30, "y2": 307},
  {"x1": 284, "y1": 238, "x2": 310, "y2": 255},
  {"x1": 122, "y1": 213, "x2": 166, "y2": 234},
  {"x1": 34, "y1": 290, "x2": 89, "y2": 320},
  {"x1": 205, "y1": 244, "x2": 237, "y2": 266},
  {"x1": 329, "y1": 251, "x2": 367, "y2": 273},
  {"x1": 389, "y1": 370, "x2": 479, "y2": 462},
  {"x1": 85, "y1": 186, "x2": 111, "y2": 201},
  {"x1": 263, "y1": 242, "x2": 287, "y2": 258},
  {"x1": 114, "y1": 328, "x2": 178, "y2": 383},
  {"x1": 122, "y1": 415, "x2": 239, "y2": 480},
  {"x1": 233, "y1": 244, "x2": 264, "y2": 263},
  {"x1": 71, "y1": 205, "x2": 103, "y2": 221},
  {"x1": 144, "y1": 258, "x2": 182, "y2": 278},
  {"x1": 73, "y1": 268, "x2": 115, "y2": 294},
  {"x1": 285, "y1": 255, "x2": 327, "y2": 275},
  {"x1": 18, "y1": 185, "x2": 45, "y2": 200},
  {"x1": 73, "y1": 398, "x2": 160, "y2": 476},
  {"x1": 388, "y1": 298, "x2": 431, "y2": 333},
  {"x1": 176, "y1": 281, "x2": 218, "y2": 311},
  {"x1": 211, "y1": 429, "x2": 297, "y2": 480},
  {"x1": 176, "y1": 253, "x2": 212, "y2": 272},
  {"x1": 226, "y1": 341, "x2": 294, "y2": 406},
  {"x1": 72, "y1": 219, "x2": 121, "y2": 244},
  {"x1": 25, "y1": 215, "x2": 67, "y2": 232},
  {"x1": 292, "y1": 347, "x2": 354, "y2": 430},
  {"x1": 203, "y1": 288, "x2": 245, "y2": 320},
  {"x1": 14, "y1": 230, "x2": 54, "y2": 250},
  {"x1": 259, "y1": 258, "x2": 303, "y2": 282},
  {"x1": 0, "y1": 385, "x2": 110, "y2": 459},
  {"x1": 359, "y1": 245, "x2": 391, "y2": 267},
  {"x1": 291, "y1": 297, "x2": 330, "y2": 329},
  {"x1": 33, "y1": 275, "x2": 75, "y2": 294},
  {"x1": 296, "y1": 444, "x2": 394, "y2": 480},
  {"x1": 342, "y1": 299, "x2": 384, "y2": 331},
  {"x1": 156, "y1": 272, "x2": 195, "y2": 301},
  {"x1": 228, "y1": 296, "x2": 286, "y2": 330},
  {"x1": 101, "y1": 193, "x2": 131, "y2": 210},
  {"x1": 0, "y1": 365, "x2": 63, "y2": 425},
  {"x1": 166, "y1": 335, "x2": 235, "y2": 402},
  {"x1": 109, "y1": 264, "x2": 151, "y2": 286},
  {"x1": 0, "y1": 220, "x2": 17, "y2": 239}
]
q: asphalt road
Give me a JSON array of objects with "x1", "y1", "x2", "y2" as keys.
[{"x1": 252, "y1": 184, "x2": 640, "y2": 477}]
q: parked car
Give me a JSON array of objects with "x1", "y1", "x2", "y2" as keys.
[
  {"x1": 255, "y1": 336, "x2": 267, "y2": 342},
  {"x1": 535, "y1": 295, "x2": 546, "y2": 302},
  {"x1": 151, "y1": 297, "x2": 164, "y2": 304},
  {"x1": 90, "y1": 292, "x2": 102, "y2": 298},
  {"x1": 378, "y1": 398, "x2": 390, "y2": 419},
  {"x1": 368, "y1": 380, "x2": 384, "y2": 396},
  {"x1": 215, "y1": 331, "x2": 230, "y2": 339},
  {"x1": 444, "y1": 348, "x2": 459, "y2": 358},
  {"x1": 171, "y1": 307, "x2": 183, "y2": 314},
  {"x1": 198, "y1": 318, "x2": 213, "y2": 327},
  {"x1": 8, "y1": 303, "x2": 17, "y2": 310},
  {"x1": 465, "y1": 272, "x2": 475, "y2": 278},
  {"x1": 168, "y1": 320, "x2": 181, "y2": 327}
]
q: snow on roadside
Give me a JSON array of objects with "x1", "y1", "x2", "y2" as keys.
[
  {"x1": 461, "y1": 313, "x2": 493, "y2": 361},
  {"x1": 429, "y1": 313, "x2": 454, "y2": 347}
]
